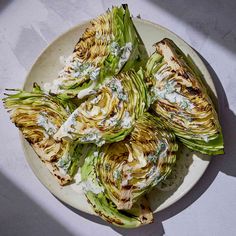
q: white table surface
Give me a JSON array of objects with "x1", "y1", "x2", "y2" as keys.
[{"x1": 1, "y1": 0, "x2": 236, "y2": 235}]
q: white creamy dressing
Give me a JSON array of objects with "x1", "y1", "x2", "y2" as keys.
[
  {"x1": 54, "y1": 109, "x2": 80, "y2": 140},
  {"x1": 77, "y1": 81, "x2": 97, "y2": 99},
  {"x1": 101, "y1": 108, "x2": 107, "y2": 115},
  {"x1": 117, "y1": 42, "x2": 132, "y2": 70},
  {"x1": 109, "y1": 78, "x2": 123, "y2": 92},
  {"x1": 57, "y1": 166, "x2": 68, "y2": 176},
  {"x1": 153, "y1": 81, "x2": 195, "y2": 110},
  {"x1": 121, "y1": 111, "x2": 132, "y2": 128},
  {"x1": 71, "y1": 169, "x2": 104, "y2": 195},
  {"x1": 74, "y1": 171, "x2": 82, "y2": 184},
  {"x1": 73, "y1": 64, "x2": 100, "y2": 80},
  {"x1": 89, "y1": 68, "x2": 100, "y2": 81},
  {"x1": 70, "y1": 171, "x2": 84, "y2": 192},
  {"x1": 45, "y1": 41, "x2": 131, "y2": 96},
  {"x1": 90, "y1": 95, "x2": 102, "y2": 105},
  {"x1": 118, "y1": 92, "x2": 128, "y2": 101},
  {"x1": 56, "y1": 148, "x2": 72, "y2": 175},
  {"x1": 147, "y1": 153, "x2": 158, "y2": 163},
  {"x1": 37, "y1": 113, "x2": 58, "y2": 136},
  {"x1": 136, "y1": 181, "x2": 147, "y2": 189},
  {"x1": 108, "y1": 78, "x2": 128, "y2": 102},
  {"x1": 54, "y1": 108, "x2": 105, "y2": 145},
  {"x1": 105, "y1": 116, "x2": 118, "y2": 127},
  {"x1": 151, "y1": 166, "x2": 160, "y2": 178},
  {"x1": 135, "y1": 166, "x2": 160, "y2": 189},
  {"x1": 177, "y1": 111, "x2": 193, "y2": 124},
  {"x1": 158, "y1": 142, "x2": 168, "y2": 159},
  {"x1": 43, "y1": 78, "x2": 65, "y2": 94},
  {"x1": 93, "y1": 151, "x2": 99, "y2": 158},
  {"x1": 81, "y1": 179, "x2": 104, "y2": 194},
  {"x1": 79, "y1": 131, "x2": 105, "y2": 147},
  {"x1": 86, "y1": 106, "x2": 100, "y2": 117},
  {"x1": 113, "y1": 169, "x2": 121, "y2": 180},
  {"x1": 110, "y1": 41, "x2": 121, "y2": 56},
  {"x1": 65, "y1": 56, "x2": 100, "y2": 80},
  {"x1": 82, "y1": 127, "x2": 99, "y2": 135},
  {"x1": 57, "y1": 110, "x2": 103, "y2": 143},
  {"x1": 58, "y1": 167, "x2": 67, "y2": 175},
  {"x1": 146, "y1": 142, "x2": 167, "y2": 165},
  {"x1": 44, "y1": 53, "x2": 100, "y2": 96},
  {"x1": 199, "y1": 134, "x2": 209, "y2": 142},
  {"x1": 147, "y1": 166, "x2": 161, "y2": 185}
]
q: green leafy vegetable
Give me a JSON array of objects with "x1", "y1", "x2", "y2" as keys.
[
  {"x1": 97, "y1": 113, "x2": 178, "y2": 209},
  {"x1": 54, "y1": 70, "x2": 148, "y2": 144},
  {"x1": 44, "y1": 4, "x2": 148, "y2": 100},
  {"x1": 3, "y1": 84, "x2": 83, "y2": 185},
  {"x1": 3, "y1": 4, "x2": 225, "y2": 228},
  {"x1": 146, "y1": 38, "x2": 224, "y2": 155},
  {"x1": 80, "y1": 146, "x2": 153, "y2": 228}
]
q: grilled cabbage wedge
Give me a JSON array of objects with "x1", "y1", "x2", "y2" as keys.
[
  {"x1": 54, "y1": 70, "x2": 148, "y2": 145},
  {"x1": 146, "y1": 38, "x2": 224, "y2": 155},
  {"x1": 44, "y1": 4, "x2": 148, "y2": 100},
  {"x1": 80, "y1": 146, "x2": 153, "y2": 228},
  {"x1": 3, "y1": 84, "x2": 84, "y2": 185},
  {"x1": 3, "y1": 4, "x2": 225, "y2": 228},
  {"x1": 97, "y1": 113, "x2": 178, "y2": 210}
]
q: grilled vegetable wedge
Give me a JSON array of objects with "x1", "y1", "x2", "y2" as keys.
[
  {"x1": 146, "y1": 38, "x2": 224, "y2": 155},
  {"x1": 54, "y1": 70, "x2": 148, "y2": 145},
  {"x1": 3, "y1": 84, "x2": 83, "y2": 185},
  {"x1": 44, "y1": 4, "x2": 148, "y2": 100},
  {"x1": 97, "y1": 113, "x2": 178, "y2": 209},
  {"x1": 80, "y1": 146, "x2": 153, "y2": 228}
]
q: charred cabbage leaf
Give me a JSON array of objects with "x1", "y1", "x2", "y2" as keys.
[
  {"x1": 80, "y1": 146, "x2": 153, "y2": 228},
  {"x1": 97, "y1": 113, "x2": 178, "y2": 210},
  {"x1": 44, "y1": 4, "x2": 148, "y2": 99},
  {"x1": 146, "y1": 38, "x2": 224, "y2": 155},
  {"x1": 54, "y1": 70, "x2": 148, "y2": 145},
  {"x1": 3, "y1": 84, "x2": 84, "y2": 185}
]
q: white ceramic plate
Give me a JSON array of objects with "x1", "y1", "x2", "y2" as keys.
[{"x1": 22, "y1": 18, "x2": 213, "y2": 215}]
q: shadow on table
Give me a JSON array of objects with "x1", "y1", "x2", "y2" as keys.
[
  {"x1": 64, "y1": 55, "x2": 236, "y2": 236},
  {"x1": 148, "y1": 0, "x2": 236, "y2": 55},
  {"x1": 0, "y1": 172, "x2": 74, "y2": 236},
  {"x1": 0, "y1": 0, "x2": 12, "y2": 12}
]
